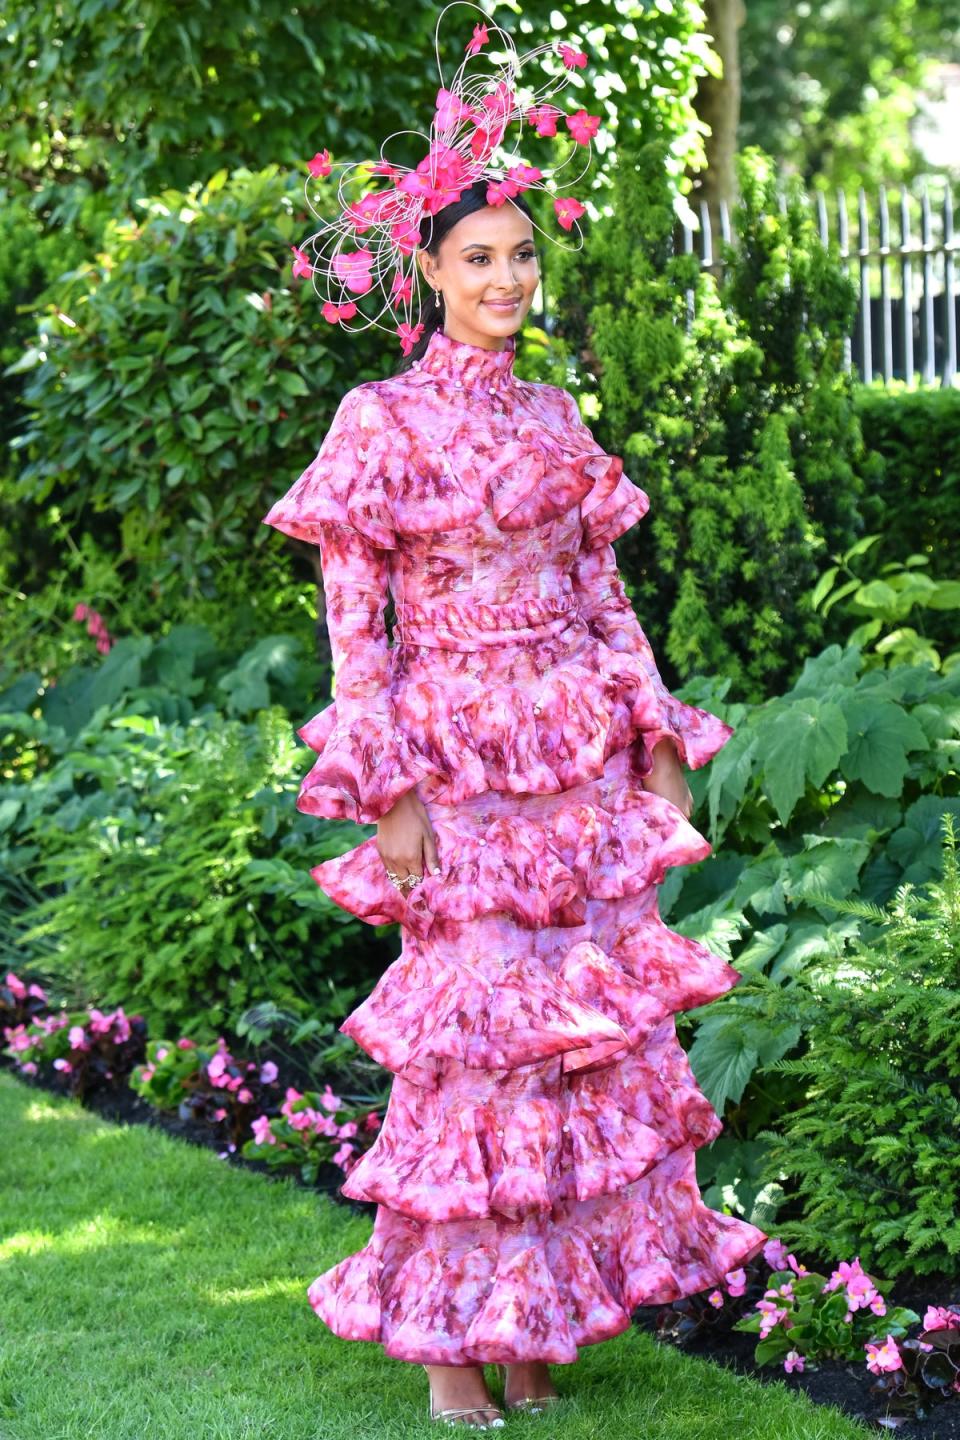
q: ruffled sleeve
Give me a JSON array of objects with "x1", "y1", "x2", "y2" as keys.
[
  {"x1": 562, "y1": 397, "x2": 735, "y2": 773},
  {"x1": 261, "y1": 388, "x2": 437, "y2": 824}
]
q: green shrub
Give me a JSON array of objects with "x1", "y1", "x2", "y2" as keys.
[
  {"x1": 752, "y1": 816, "x2": 960, "y2": 1279},
  {"x1": 548, "y1": 137, "x2": 871, "y2": 703},
  {"x1": 0, "y1": 627, "x2": 392, "y2": 1034},
  {"x1": 657, "y1": 642, "x2": 960, "y2": 1233}
]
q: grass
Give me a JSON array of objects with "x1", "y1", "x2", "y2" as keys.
[{"x1": 0, "y1": 1070, "x2": 873, "y2": 1440}]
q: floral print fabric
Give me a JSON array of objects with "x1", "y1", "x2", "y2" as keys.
[{"x1": 262, "y1": 327, "x2": 767, "y2": 1365}]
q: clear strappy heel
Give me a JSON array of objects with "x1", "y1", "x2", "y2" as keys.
[
  {"x1": 494, "y1": 1362, "x2": 562, "y2": 1414},
  {"x1": 423, "y1": 1366, "x2": 506, "y2": 1429}
]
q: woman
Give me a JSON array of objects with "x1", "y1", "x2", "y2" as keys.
[{"x1": 263, "y1": 10, "x2": 768, "y2": 1429}]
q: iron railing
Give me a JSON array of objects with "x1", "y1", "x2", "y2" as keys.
[{"x1": 675, "y1": 183, "x2": 959, "y2": 387}]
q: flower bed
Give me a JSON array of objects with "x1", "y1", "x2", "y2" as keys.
[
  {"x1": 1, "y1": 969, "x2": 381, "y2": 1191},
  {"x1": 4, "y1": 969, "x2": 959, "y2": 1435}
]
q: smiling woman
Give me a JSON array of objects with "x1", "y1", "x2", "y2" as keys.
[{"x1": 261, "y1": 4, "x2": 767, "y2": 1430}]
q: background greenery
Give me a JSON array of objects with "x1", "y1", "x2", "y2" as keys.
[{"x1": 2, "y1": 0, "x2": 958, "y2": 1278}]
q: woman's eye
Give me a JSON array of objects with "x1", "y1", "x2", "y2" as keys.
[{"x1": 469, "y1": 251, "x2": 538, "y2": 263}]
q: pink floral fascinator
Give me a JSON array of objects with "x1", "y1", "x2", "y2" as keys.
[{"x1": 290, "y1": 0, "x2": 604, "y2": 353}]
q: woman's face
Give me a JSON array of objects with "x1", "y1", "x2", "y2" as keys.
[{"x1": 416, "y1": 202, "x2": 540, "y2": 351}]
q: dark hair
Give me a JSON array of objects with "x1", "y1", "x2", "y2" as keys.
[{"x1": 392, "y1": 179, "x2": 535, "y2": 374}]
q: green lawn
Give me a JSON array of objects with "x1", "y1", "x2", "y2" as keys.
[{"x1": 0, "y1": 1071, "x2": 872, "y2": 1440}]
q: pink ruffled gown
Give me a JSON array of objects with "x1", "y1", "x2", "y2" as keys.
[{"x1": 262, "y1": 328, "x2": 768, "y2": 1366}]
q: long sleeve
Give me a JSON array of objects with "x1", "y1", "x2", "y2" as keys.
[
  {"x1": 561, "y1": 391, "x2": 735, "y2": 773},
  {"x1": 262, "y1": 387, "x2": 436, "y2": 824}
]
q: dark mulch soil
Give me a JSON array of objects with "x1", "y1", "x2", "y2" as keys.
[{"x1": 5, "y1": 1056, "x2": 959, "y2": 1437}]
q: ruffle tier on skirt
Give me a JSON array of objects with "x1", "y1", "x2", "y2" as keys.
[{"x1": 306, "y1": 747, "x2": 768, "y2": 1364}]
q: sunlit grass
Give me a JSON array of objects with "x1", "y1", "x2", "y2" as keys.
[{"x1": 0, "y1": 1072, "x2": 871, "y2": 1440}]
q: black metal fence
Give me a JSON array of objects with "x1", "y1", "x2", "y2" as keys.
[{"x1": 675, "y1": 183, "x2": 959, "y2": 387}]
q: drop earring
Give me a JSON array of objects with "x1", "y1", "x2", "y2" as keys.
[{"x1": 434, "y1": 289, "x2": 441, "y2": 308}]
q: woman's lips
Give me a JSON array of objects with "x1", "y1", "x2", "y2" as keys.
[{"x1": 484, "y1": 299, "x2": 521, "y2": 310}]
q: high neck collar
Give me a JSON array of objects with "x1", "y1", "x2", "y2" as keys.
[{"x1": 414, "y1": 328, "x2": 517, "y2": 392}]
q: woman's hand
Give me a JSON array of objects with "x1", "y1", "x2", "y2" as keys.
[
  {"x1": 377, "y1": 787, "x2": 441, "y2": 892},
  {"x1": 640, "y1": 737, "x2": 694, "y2": 819}
]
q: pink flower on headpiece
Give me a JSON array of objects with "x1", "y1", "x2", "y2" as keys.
[
  {"x1": 508, "y1": 163, "x2": 542, "y2": 191},
  {"x1": 291, "y1": 245, "x2": 313, "y2": 279},
  {"x1": 391, "y1": 219, "x2": 422, "y2": 255},
  {"x1": 371, "y1": 161, "x2": 401, "y2": 180},
  {"x1": 332, "y1": 249, "x2": 375, "y2": 294},
  {"x1": 307, "y1": 150, "x2": 333, "y2": 178},
  {"x1": 554, "y1": 196, "x2": 586, "y2": 231},
  {"x1": 391, "y1": 271, "x2": 414, "y2": 305},
  {"x1": 321, "y1": 301, "x2": 358, "y2": 325},
  {"x1": 345, "y1": 192, "x2": 386, "y2": 233},
  {"x1": 486, "y1": 180, "x2": 516, "y2": 207},
  {"x1": 526, "y1": 105, "x2": 561, "y2": 138},
  {"x1": 559, "y1": 44, "x2": 588, "y2": 70},
  {"x1": 435, "y1": 87, "x2": 480, "y2": 133},
  {"x1": 566, "y1": 109, "x2": 601, "y2": 146},
  {"x1": 465, "y1": 22, "x2": 489, "y2": 55},
  {"x1": 397, "y1": 321, "x2": 424, "y2": 356}
]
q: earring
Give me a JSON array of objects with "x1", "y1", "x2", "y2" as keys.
[{"x1": 434, "y1": 289, "x2": 441, "y2": 308}]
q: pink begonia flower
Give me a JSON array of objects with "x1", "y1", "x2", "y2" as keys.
[
  {"x1": 68, "y1": 1026, "x2": 89, "y2": 1051},
  {"x1": 72, "y1": 604, "x2": 89, "y2": 623},
  {"x1": 155, "y1": 1047, "x2": 168, "y2": 1062},
  {"x1": 4, "y1": 1025, "x2": 32, "y2": 1053},
  {"x1": 213, "y1": 1107, "x2": 227, "y2": 1121},
  {"x1": 865, "y1": 1335, "x2": 904, "y2": 1375},
  {"x1": 363, "y1": 1110, "x2": 382, "y2": 1131},
  {"x1": 319, "y1": 1085, "x2": 341, "y2": 1112},
  {"x1": 207, "y1": 1052, "x2": 228, "y2": 1081},
  {"x1": 783, "y1": 1350, "x2": 805, "y2": 1373},
  {"x1": 725, "y1": 1268, "x2": 747, "y2": 1296},
  {"x1": 110, "y1": 1010, "x2": 131, "y2": 1044},
  {"x1": 397, "y1": 322, "x2": 424, "y2": 356},
  {"x1": 565, "y1": 109, "x2": 601, "y2": 146},
  {"x1": 177, "y1": 1037, "x2": 196, "y2": 1050},
  {"x1": 823, "y1": 1257, "x2": 866, "y2": 1291},
  {"x1": 924, "y1": 1305, "x2": 960, "y2": 1331},
  {"x1": 337, "y1": 1120, "x2": 358, "y2": 1139},
  {"x1": 53, "y1": 1058, "x2": 72, "y2": 1073},
  {"x1": 237, "y1": 1088, "x2": 253, "y2": 1105},
  {"x1": 291, "y1": 245, "x2": 313, "y2": 279},
  {"x1": 259, "y1": 1061, "x2": 279, "y2": 1085},
  {"x1": 707, "y1": 1290, "x2": 724, "y2": 1308},
  {"x1": 19, "y1": 1061, "x2": 38, "y2": 1076},
  {"x1": 289, "y1": 1108, "x2": 319, "y2": 1132},
  {"x1": 465, "y1": 21, "x2": 489, "y2": 54},
  {"x1": 42, "y1": 1014, "x2": 69, "y2": 1034},
  {"x1": 332, "y1": 1141, "x2": 355, "y2": 1168},
  {"x1": 225, "y1": 1075, "x2": 244, "y2": 1093},
  {"x1": 559, "y1": 43, "x2": 588, "y2": 69},
  {"x1": 282, "y1": 1086, "x2": 303, "y2": 1110},
  {"x1": 140, "y1": 1064, "x2": 156, "y2": 1082},
  {"x1": 28, "y1": 983, "x2": 48, "y2": 1002},
  {"x1": 763, "y1": 1238, "x2": 791, "y2": 1270},
  {"x1": 786, "y1": 1253, "x2": 809, "y2": 1276},
  {"x1": 307, "y1": 149, "x2": 332, "y2": 178},
  {"x1": 5, "y1": 972, "x2": 27, "y2": 1000},
  {"x1": 251, "y1": 1115, "x2": 276, "y2": 1146},
  {"x1": 313, "y1": 1113, "x2": 338, "y2": 1137}
]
